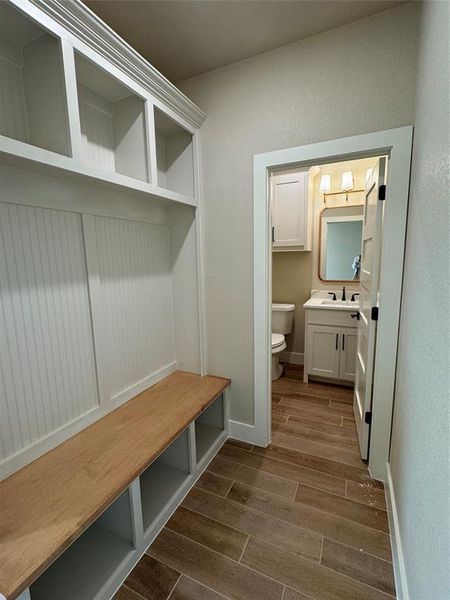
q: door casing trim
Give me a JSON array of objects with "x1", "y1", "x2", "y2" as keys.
[{"x1": 253, "y1": 126, "x2": 413, "y2": 481}]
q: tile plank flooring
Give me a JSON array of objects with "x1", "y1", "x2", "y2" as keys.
[{"x1": 115, "y1": 364, "x2": 396, "y2": 600}]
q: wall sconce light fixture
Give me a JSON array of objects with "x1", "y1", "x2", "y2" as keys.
[
  {"x1": 319, "y1": 174, "x2": 331, "y2": 202},
  {"x1": 341, "y1": 171, "x2": 354, "y2": 200},
  {"x1": 320, "y1": 169, "x2": 364, "y2": 203}
]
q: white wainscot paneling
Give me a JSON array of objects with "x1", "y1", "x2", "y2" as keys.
[
  {"x1": 87, "y1": 216, "x2": 176, "y2": 402},
  {"x1": 0, "y1": 203, "x2": 99, "y2": 463}
]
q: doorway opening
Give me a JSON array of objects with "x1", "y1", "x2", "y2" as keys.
[{"x1": 253, "y1": 127, "x2": 412, "y2": 481}]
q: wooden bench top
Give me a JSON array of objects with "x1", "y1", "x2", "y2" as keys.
[{"x1": 0, "y1": 370, "x2": 230, "y2": 600}]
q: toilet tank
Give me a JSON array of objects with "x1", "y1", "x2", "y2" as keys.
[{"x1": 272, "y1": 303, "x2": 295, "y2": 334}]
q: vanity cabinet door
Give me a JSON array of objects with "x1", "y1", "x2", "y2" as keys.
[
  {"x1": 339, "y1": 327, "x2": 357, "y2": 381},
  {"x1": 271, "y1": 170, "x2": 309, "y2": 250},
  {"x1": 306, "y1": 325, "x2": 340, "y2": 379}
]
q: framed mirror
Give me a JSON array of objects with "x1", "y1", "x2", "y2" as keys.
[{"x1": 319, "y1": 205, "x2": 363, "y2": 282}]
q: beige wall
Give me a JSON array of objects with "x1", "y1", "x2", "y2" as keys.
[
  {"x1": 272, "y1": 157, "x2": 381, "y2": 357},
  {"x1": 389, "y1": 1, "x2": 449, "y2": 597},
  {"x1": 272, "y1": 252, "x2": 312, "y2": 355},
  {"x1": 180, "y1": 3, "x2": 419, "y2": 424}
]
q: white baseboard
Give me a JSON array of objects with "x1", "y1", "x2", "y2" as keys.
[
  {"x1": 228, "y1": 420, "x2": 266, "y2": 446},
  {"x1": 280, "y1": 351, "x2": 304, "y2": 365},
  {"x1": 386, "y1": 463, "x2": 409, "y2": 600}
]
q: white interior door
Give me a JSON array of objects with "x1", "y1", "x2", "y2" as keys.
[{"x1": 354, "y1": 157, "x2": 387, "y2": 459}]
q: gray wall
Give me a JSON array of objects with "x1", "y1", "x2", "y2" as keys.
[
  {"x1": 389, "y1": 2, "x2": 450, "y2": 598},
  {"x1": 180, "y1": 3, "x2": 419, "y2": 423}
]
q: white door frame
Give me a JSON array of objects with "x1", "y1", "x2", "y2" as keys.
[{"x1": 253, "y1": 126, "x2": 413, "y2": 481}]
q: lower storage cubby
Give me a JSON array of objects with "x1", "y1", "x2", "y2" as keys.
[
  {"x1": 140, "y1": 428, "x2": 191, "y2": 533},
  {"x1": 29, "y1": 489, "x2": 136, "y2": 600},
  {"x1": 195, "y1": 394, "x2": 225, "y2": 465}
]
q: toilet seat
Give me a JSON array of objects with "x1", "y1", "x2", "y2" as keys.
[{"x1": 272, "y1": 333, "x2": 285, "y2": 351}]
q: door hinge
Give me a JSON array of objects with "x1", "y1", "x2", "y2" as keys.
[
  {"x1": 364, "y1": 411, "x2": 372, "y2": 425},
  {"x1": 371, "y1": 306, "x2": 379, "y2": 321},
  {"x1": 272, "y1": 226, "x2": 275, "y2": 243},
  {"x1": 378, "y1": 184, "x2": 386, "y2": 201}
]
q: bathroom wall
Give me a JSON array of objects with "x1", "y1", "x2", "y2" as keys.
[
  {"x1": 272, "y1": 157, "x2": 379, "y2": 360},
  {"x1": 180, "y1": 2, "x2": 419, "y2": 424},
  {"x1": 388, "y1": 1, "x2": 449, "y2": 597},
  {"x1": 272, "y1": 251, "x2": 312, "y2": 358}
]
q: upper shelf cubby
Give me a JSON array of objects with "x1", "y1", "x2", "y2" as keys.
[
  {"x1": 155, "y1": 107, "x2": 195, "y2": 198},
  {"x1": 74, "y1": 51, "x2": 149, "y2": 183},
  {"x1": 0, "y1": 2, "x2": 71, "y2": 156}
]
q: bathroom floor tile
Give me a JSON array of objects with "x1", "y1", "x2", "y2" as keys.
[
  {"x1": 166, "y1": 505, "x2": 248, "y2": 560},
  {"x1": 194, "y1": 471, "x2": 234, "y2": 498},
  {"x1": 182, "y1": 486, "x2": 322, "y2": 561},
  {"x1": 147, "y1": 528, "x2": 284, "y2": 600},
  {"x1": 207, "y1": 455, "x2": 298, "y2": 499},
  {"x1": 124, "y1": 554, "x2": 180, "y2": 600}
]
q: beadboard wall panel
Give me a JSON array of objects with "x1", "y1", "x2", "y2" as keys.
[
  {"x1": 86, "y1": 215, "x2": 176, "y2": 403},
  {"x1": 78, "y1": 84, "x2": 116, "y2": 172},
  {"x1": 0, "y1": 202, "x2": 99, "y2": 463},
  {"x1": 0, "y1": 51, "x2": 29, "y2": 143}
]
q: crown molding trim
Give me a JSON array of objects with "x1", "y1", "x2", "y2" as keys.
[{"x1": 29, "y1": 0, "x2": 207, "y2": 128}]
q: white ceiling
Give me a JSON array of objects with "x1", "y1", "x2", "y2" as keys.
[{"x1": 84, "y1": 0, "x2": 406, "y2": 83}]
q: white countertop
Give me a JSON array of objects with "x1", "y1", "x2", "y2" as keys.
[{"x1": 304, "y1": 297, "x2": 360, "y2": 312}]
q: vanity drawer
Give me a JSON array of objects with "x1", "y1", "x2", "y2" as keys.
[{"x1": 305, "y1": 308, "x2": 358, "y2": 328}]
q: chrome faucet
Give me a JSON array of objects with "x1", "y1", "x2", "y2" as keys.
[{"x1": 341, "y1": 286, "x2": 346, "y2": 301}]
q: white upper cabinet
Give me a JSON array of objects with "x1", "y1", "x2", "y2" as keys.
[{"x1": 271, "y1": 170, "x2": 311, "y2": 251}]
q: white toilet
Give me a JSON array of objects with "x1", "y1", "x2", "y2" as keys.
[{"x1": 272, "y1": 303, "x2": 295, "y2": 381}]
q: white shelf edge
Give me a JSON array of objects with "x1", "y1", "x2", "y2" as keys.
[{"x1": 0, "y1": 136, "x2": 197, "y2": 209}]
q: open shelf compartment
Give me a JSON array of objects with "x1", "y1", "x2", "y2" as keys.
[
  {"x1": 74, "y1": 51, "x2": 149, "y2": 182},
  {"x1": 29, "y1": 488, "x2": 136, "y2": 600},
  {"x1": 0, "y1": 2, "x2": 70, "y2": 156},
  {"x1": 140, "y1": 427, "x2": 191, "y2": 533},
  {"x1": 155, "y1": 107, "x2": 194, "y2": 197},
  {"x1": 195, "y1": 394, "x2": 225, "y2": 465}
]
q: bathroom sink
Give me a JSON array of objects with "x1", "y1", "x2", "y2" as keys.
[{"x1": 303, "y1": 297, "x2": 360, "y2": 311}]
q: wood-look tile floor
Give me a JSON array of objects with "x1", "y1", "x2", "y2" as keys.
[{"x1": 115, "y1": 364, "x2": 396, "y2": 600}]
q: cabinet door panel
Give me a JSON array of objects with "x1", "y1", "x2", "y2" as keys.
[
  {"x1": 306, "y1": 325, "x2": 340, "y2": 378},
  {"x1": 340, "y1": 327, "x2": 357, "y2": 381},
  {"x1": 272, "y1": 171, "x2": 307, "y2": 247}
]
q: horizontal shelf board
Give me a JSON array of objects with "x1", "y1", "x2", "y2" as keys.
[
  {"x1": 0, "y1": 370, "x2": 230, "y2": 600},
  {"x1": 195, "y1": 423, "x2": 225, "y2": 463},
  {"x1": 30, "y1": 525, "x2": 134, "y2": 600},
  {"x1": 140, "y1": 462, "x2": 190, "y2": 532},
  {"x1": 0, "y1": 136, "x2": 197, "y2": 208}
]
